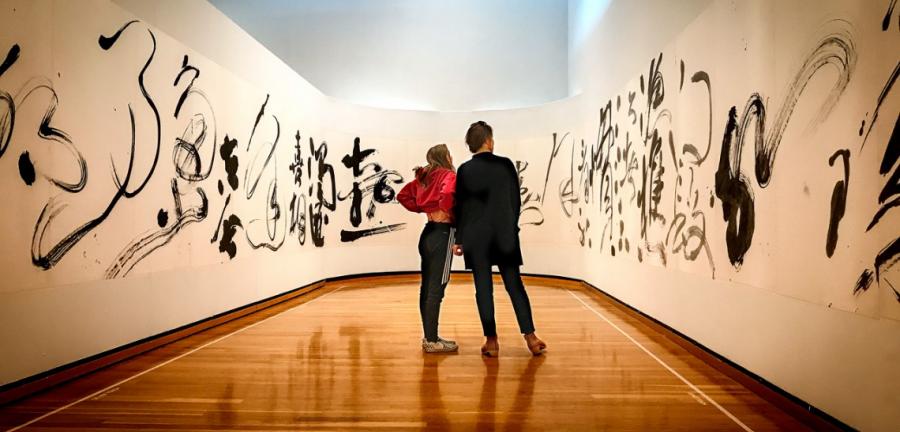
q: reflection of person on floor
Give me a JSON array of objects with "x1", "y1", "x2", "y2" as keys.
[
  {"x1": 419, "y1": 355, "x2": 451, "y2": 428},
  {"x1": 398, "y1": 144, "x2": 460, "y2": 353},
  {"x1": 453, "y1": 121, "x2": 547, "y2": 356},
  {"x1": 477, "y1": 356, "x2": 545, "y2": 430}
]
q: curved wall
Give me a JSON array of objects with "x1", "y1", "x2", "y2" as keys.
[{"x1": 0, "y1": 1, "x2": 898, "y2": 430}]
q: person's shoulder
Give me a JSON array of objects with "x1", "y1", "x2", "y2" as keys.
[
  {"x1": 433, "y1": 167, "x2": 457, "y2": 179},
  {"x1": 493, "y1": 154, "x2": 516, "y2": 168}
]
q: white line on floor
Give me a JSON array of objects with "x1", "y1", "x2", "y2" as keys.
[
  {"x1": 7, "y1": 287, "x2": 343, "y2": 432},
  {"x1": 567, "y1": 290, "x2": 753, "y2": 432}
]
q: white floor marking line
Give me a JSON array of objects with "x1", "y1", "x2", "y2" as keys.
[
  {"x1": 7, "y1": 287, "x2": 344, "y2": 432},
  {"x1": 567, "y1": 290, "x2": 754, "y2": 432}
]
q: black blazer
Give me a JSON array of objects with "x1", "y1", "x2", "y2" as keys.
[{"x1": 454, "y1": 152, "x2": 523, "y2": 269}]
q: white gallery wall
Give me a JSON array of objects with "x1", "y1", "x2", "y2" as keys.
[{"x1": 1, "y1": 1, "x2": 898, "y2": 430}]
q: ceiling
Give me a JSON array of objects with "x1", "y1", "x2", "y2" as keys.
[{"x1": 208, "y1": 0, "x2": 570, "y2": 111}]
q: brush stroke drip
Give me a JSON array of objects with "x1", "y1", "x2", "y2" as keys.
[
  {"x1": 0, "y1": 44, "x2": 20, "y2": 77},
  {"x1": 105, "y1": 181, "x2": 208, "y2": 278},
  {"x1": 340, "y1": 223, "x2": 407, "y2": 242},
  {"x1": 860, "y1": 61, "x2": 898, "y2": 150},
  {"x1": 31, "y1": 21, "x2": 159, "y2": 269},
  {"x1": 826, "y1": 149, "x2": 849, "y2": 257}
]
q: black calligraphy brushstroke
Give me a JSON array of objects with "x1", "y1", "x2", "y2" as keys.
[
  {"x1": 289, "y1": 131, "x2": 304, "y2": 186},
  {"x1": 210, "y1": 193, "x2": 231, "y2": 243},
  {"x1": 338, "y1": 138, "x2": 402, "y2": 228},
  {"x1": 826, "y1": 149, "x2": 849, "y2": 257},
  {"x1": 516, "y1": 160, "x2": 544, "y2": 227},
  {"x1": 248, "y1": 94, "x2": 269, "y2": 151},
  {"x1": 219, "y1": 135, "x2": 239, "y2": 190},
  {"x1": 874, "y1": 238, "x2": 900, "y2": 294},
  {"x1": 756, "y1": 29, "x2": 856, "y2": 187},
  {"x1": 97, "y1": 20, "x2": 139, "y2": 49},
  {"x1": 879, "y1": 113, "x2": 899, "y2": 176},
  {"x1": 884, "y1": 0, "x2": 898, "y2": 31},
  {"x1": 32, "y1": 107, "x2": 137, "y2": 269},
  {"x1": 541, "y1": 132, "x2": 568, "y2": 204},
  {"x1": 0, "y1": 44, "x2": 19, "y2": 77},
  {"x1": 289, "y1": 193, "x2": 307, "y2": 245},
  {"x1": 173, "y1": 55, "x2": 199, "y2": 118},
  {"x1": 340, "y1": 223, "x2": 407, "y2": 242},
  {"x1": 242, "y1": 95, "x2": 285, "y2": 251},
  {"x1": 308, "y1": 138, "x2": 336, "y2": 247},
  {"x1": 867, "y1": 116, "x2": 900, "y2": 232},
  {"x1": 173, "y1": 114, "x2": 208, "y2": 180},
  {"x1": 682, "y1": 71, "x2": 712, "y2": 164},
  {"x1": 18, "y1": 150, "x2": 35, "y2": 185},
  {"x1": 4, "y1": 79, "x2": 88, "y2": 191},
  {"x1": 715, "y1": 28, "x2": 855, "y2": 266},
  {"x1": 715, "y1": 105, "x2": 758, "y2": 267},
  {"x1": 246, "y1": 179, "x2": 285, "y2": 251},
  {"x1": 342, "y1": 137, "x2": 375, "y2": 177},
  {"x1": 172, "y1": 61, "x2": 217, "y2": 183},
  {"x1": 112, "y1": 29, "x2": 161, "y2": 199},
  {"x1": 218, "y1": 214, "x2": 243, "y2": 259},
  {"x1": 244, "y1": 102, "x2": 279, "y2": 199},
  {"x1": 0, "y1": 90, "x2": 13, "y2": 158},
  {"x1": 31, "y1": 22, "x2": 160, "y2": 269},
  {"x1": 853, "y1": 269, "x2": 874, "y2": 295},
  {"x1": 340, "y1": 138, "x2": 376, "y2": 228},
  {"x1": 640, "y1": 128, "x2": 666, "y2": 237},
  {"x1": 34, "y1": 86, "x2": 87, "y2": 192},
  {"x1": 105, "y1": 181, "x2": 208, "y2": 278},
  {"x1": 860, "y1": 61, "x2": 898, "y2": 150}
]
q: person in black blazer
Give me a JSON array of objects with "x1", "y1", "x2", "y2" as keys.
[{"x1": 452, "y1": 121, "x2": 547, "y2": 356}]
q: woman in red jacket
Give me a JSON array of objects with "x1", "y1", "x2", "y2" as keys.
[{"x1": 397, "y1": 144, "x2": 458, "y2": 353}]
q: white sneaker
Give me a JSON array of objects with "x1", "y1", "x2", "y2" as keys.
[
  {"x1": 423, "y1": 338, "x2": 458, "y2": 353},
  {"x1": 422, "y1": 337, "x2": 457, "y2": 347}
]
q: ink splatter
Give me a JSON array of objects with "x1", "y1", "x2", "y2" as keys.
[
  {"x1": 157, "y1": 209, "x2": 168, "y2": 228},
  {"x1": 18, "y1": 151, "x2": 35, "y2": 185},
  {"x1": 854, "y1": 269, "x2": 874, "y2": 295}
]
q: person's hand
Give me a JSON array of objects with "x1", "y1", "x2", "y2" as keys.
[{"x1": 452, "y1": 244, "x2": 463, "y2": 256}]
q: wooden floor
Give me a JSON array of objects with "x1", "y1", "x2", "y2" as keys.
[{"x1": 0, "y1": 276, "x2": 810, "y2": 431}]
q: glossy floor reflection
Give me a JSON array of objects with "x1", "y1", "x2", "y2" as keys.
[{"x1": 0, "y1": 277, "x2": 810, "y2": 431}]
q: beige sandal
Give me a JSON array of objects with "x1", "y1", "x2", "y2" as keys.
[
  {"x1": 525, "y1": 333, "x2": 547, "y2": 356},
  {"x1": 481, "y1": 337, "x2": 499, "y2": 357}
]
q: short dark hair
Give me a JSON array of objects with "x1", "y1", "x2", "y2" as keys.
[{"x1": 465, "y1": 121, "x2": 492, "y2": 153}]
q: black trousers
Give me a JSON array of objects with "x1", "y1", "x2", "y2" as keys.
[
  {"x1": 471, "y1": 261, "x2": 536, "y2": 337},
  {"x1": 418, "y1": 222, "x2": 455, "y2": 342}
]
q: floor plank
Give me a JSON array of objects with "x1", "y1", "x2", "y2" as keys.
[{"x1": 0, "y1": 278, "x2": 810, "y2": 431}]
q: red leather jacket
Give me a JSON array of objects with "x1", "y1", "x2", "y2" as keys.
[{"x1": 397, "y1": 167, "x2": 456, "y2": 222}]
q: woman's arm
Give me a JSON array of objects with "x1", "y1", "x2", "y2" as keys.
[{"x1": 397, "y1": 180, "x2": 421, "y2": 213}]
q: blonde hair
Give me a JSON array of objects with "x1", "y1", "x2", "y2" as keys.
[{"x1": 416, "y1": 143, "x2": 455, "y2": 184}]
